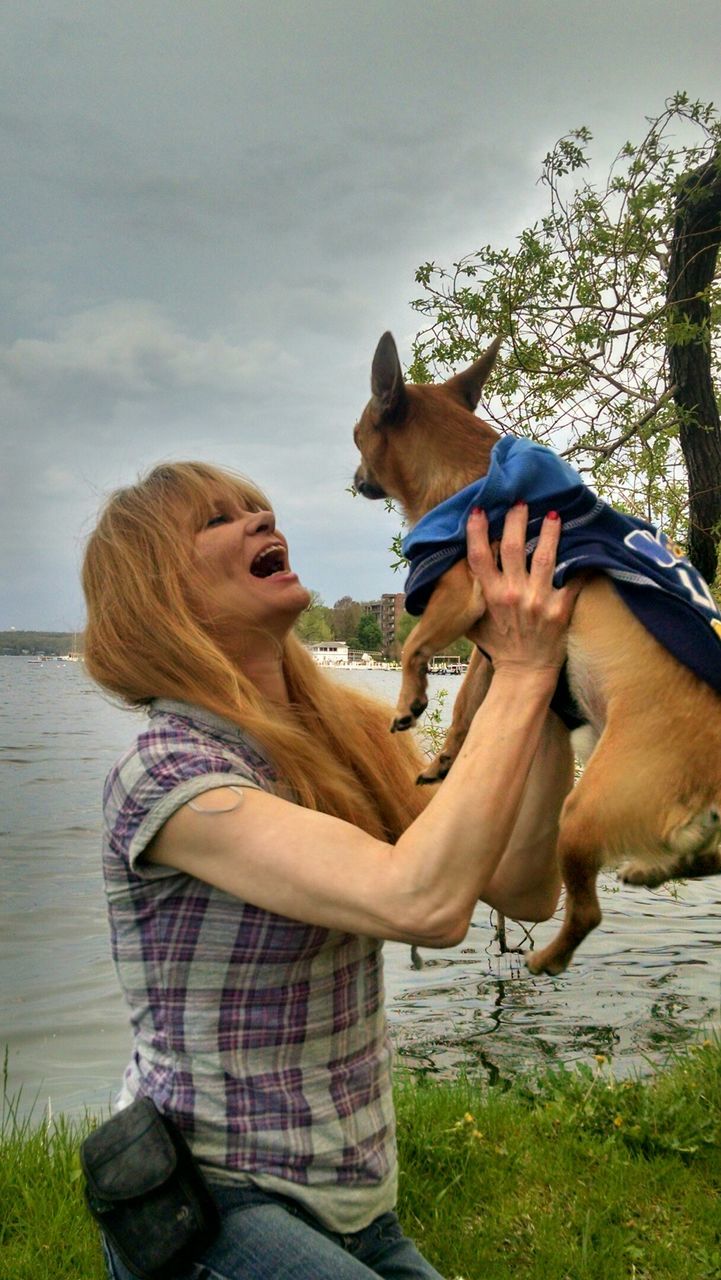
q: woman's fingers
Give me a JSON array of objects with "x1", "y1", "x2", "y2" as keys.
[
  {"x1": 556, "y1": 571, "x2": 585, "y2": 620},
  {"x1": 467, "y1": 504, "x2": 579, "y2": 608},
  {"x1": 466, "y1": 508, "x2": 499, "y2": 587},
  {"x1": 529, "y1": 514, "x2": 584, "y2": 624},
  {"x1": 468, "y1": 503, "x2": 531, "y2": 595},
  {"x1": 466, "y1": 504, "x2": 580, "y2": 671},
  {"x1": 469, "y1": 507, "x2": 567, "y2": 592},
  {"x1": 528, "y1": 511, "x2": 561, "y2": 586},
  {"x1": 497, "y1": 502, "x2": 530, "y2": 589}
]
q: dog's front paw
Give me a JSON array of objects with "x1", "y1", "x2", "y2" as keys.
[
  {"x1": 416, "y1": 753, "x2": 453, "y2": 785},
  {"x1": 390, "y1": 699, "x2": 428, "y2": 733},
  {"x1": 390, "y1": 713, "x2": 414, "y2": 733}
]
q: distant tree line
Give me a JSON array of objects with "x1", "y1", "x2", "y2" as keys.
[
  {"x1": 294, "y1": 594, "x2": 384, "y2": 651},
  {"x1": 0, "y1": 631, "x2": 80, "y2": 656},
  {"x1": 1, "y1": 614, "x2": 474, "y2": 662},
  {"x1": 293, "y1": 595, "x2": 472, "y2": 660}
]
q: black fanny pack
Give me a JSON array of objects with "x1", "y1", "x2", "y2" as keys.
[{"x1": 80, "y1": 1097, "x2": 220, "y2": 1280}]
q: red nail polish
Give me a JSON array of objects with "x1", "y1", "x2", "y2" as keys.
[
  {"x1": 471, "y1": 506, "x2": 483, "y2": 516},
  {"x1": 514, "y1": 500, "x2": 526, "y2": 508},
  {"x1": 546, "y1": 510, "x2": 559, "y2": 521}
]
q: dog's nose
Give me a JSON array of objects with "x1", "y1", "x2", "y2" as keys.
[{"x1": 354, "y1": 470, "x2": 387, "y2": 500}]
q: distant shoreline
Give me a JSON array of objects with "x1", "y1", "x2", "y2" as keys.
[{"x1": 0, "y1": 631, "x2": 82, "y2": 657}]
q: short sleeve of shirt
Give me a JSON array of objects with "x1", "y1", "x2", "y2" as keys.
[{"x1": 103, "y1": 727, "x2": 263, "y2": 881}]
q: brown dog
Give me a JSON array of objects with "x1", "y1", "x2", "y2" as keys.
[{"x1": 353, "y1": 331, "x2": 721, "y2": 974}]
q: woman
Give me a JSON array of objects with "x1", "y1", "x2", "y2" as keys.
[{"x1": 82, "y1": 461, "x2": 578, "y2": 1280}]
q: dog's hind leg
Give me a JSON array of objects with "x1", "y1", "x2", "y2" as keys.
[
  {"x1": 525, "y1": 838, "x2": 603, "y2": 976},
  {"x1": 524, "y1": 748, "x2": 615, "y2": 976},
  {"x1": 417, "y1": 647, "x2": 492, "y2": 782},
  {"x1": 393, "y1": 560, "x2": 482, "y2": 733}
]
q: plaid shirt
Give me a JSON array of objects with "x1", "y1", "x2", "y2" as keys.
[{"x1": 102, "y1": 698, "x2": 397, "y2": 1231}]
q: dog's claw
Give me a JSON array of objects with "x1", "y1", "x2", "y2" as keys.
[
  {"x1": 391, "y1": 698, "x2": 428, "y2": 733},
  {"x1": 391, "y1": 715, "x2": 415, "y2": 733},
  {"x1": 416, "y1": 755, "x2": 452, "y2": 786}
]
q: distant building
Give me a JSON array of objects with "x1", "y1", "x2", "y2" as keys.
[
  {"x1": 307, "y1": 640, "x2": 349, "y2": 666},
  {"x1": 360, "y1": 592, "x2": 405, "y2": 655}
]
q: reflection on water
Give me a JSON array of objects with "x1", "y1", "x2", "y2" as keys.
[
  {"x1": 1, "y1": 658, "x2": 719, "y2": 1116},
  {"x1": 383, "y1": 879, "x2": 721, "y2": 1083}
]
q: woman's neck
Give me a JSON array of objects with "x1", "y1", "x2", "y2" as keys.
[{"x1": 238, "y1": 649, "x2": 290, "y2": 706}]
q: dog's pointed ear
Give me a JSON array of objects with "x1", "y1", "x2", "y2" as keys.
[
  {"x1": 371, "y1": 332, "x2": 407, "y2": 422},
  {"x1": 444, "y1": 336, "x2": 502, "y2": 411}
]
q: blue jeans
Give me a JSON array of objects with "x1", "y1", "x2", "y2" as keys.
[{"x1": 101, "y1": 1182, "x2": 446, "y2": 1280}]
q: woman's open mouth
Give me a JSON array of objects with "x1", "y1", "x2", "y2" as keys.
[{"x1": 249, "y1": 543, "x2": 289, "y2": 578}]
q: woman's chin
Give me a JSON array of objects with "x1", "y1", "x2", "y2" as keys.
[
  {"x1": 295, "y1": 586, "x2": 313, "y2": 616},
  {"x1": 270, "y1": 575, "x2": 312, "y2": 617}
]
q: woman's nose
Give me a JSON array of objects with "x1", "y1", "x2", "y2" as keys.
[{"x1": 246, "y1": 509, "x2": 275, "y2": 536}]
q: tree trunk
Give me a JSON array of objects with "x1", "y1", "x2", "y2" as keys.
[{"x1": 666, "y1": 150, "x2": 721, "y2": 583}]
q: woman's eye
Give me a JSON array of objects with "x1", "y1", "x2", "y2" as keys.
[{"x1": 206, "y1": 513, "x2": 229, "y2": 528}]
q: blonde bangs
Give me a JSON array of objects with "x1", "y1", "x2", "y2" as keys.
[{"x1": 138, "y1": 462, "x2": 273, "y2": 550}]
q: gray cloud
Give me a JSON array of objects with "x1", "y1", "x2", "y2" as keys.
[
  {"x1": 2, "y1": 0, "x2": 721, "y2": 627},
  {"x1": 1, "y1": 303, "x2": 290, "y2": 406}
]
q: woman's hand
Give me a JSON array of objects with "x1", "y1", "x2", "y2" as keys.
[{"x1": 467, "y1": 503, "x2": 582, "y2": 675}]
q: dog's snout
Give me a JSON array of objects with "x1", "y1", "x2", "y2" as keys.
[{"x1": 354, "y1": 468, "x2": 387, "y2": 501}]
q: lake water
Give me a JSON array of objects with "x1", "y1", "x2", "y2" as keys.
[{"x1": 1, "y1": 655, "x2": 719, "y2": 1118}]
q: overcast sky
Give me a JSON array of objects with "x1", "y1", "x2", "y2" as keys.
[{"x1": 2, "y1": 1, "x2": 720, "y2": 629}]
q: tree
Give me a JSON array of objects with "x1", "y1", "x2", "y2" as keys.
[
  {"x1": 446, "y1": 636, "x2": 473, "y2": 661},
  {"x1": 396, "y1": 610, "x2": 418, "y2": 647},
  {"x1": 294, "y1": 591, "x2": 334, "y2": 644},
  {"x1": 354, "y1": 614, "x2": 383, "y2": 652},
  {"x1": 331, "y1": 596, "x2": 362, "y2": 643},
  {"x1": 666, "y1": 148, "x2": 721, "y2": 579},
  {"x1": 409, "y1": 93, "x2": 721, "y2": 580}
]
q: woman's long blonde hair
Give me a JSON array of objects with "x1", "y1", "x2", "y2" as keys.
[{"x1": 82, "y1": 461, "x2": 428, "y2": 841}]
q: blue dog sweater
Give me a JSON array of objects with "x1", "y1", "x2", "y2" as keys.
[{"x1": 402, "y1": 436, "x2": 721, "y2": 697}]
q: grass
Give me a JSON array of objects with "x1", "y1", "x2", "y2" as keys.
[
  {"x1": 0, "y1": 1084, "x2": 105, "y2": 1280},
  {"x1": 2, "y1": 1041, "x2": 721, "y2": 1280},
  {"x1": 395, "y1": 1039, "x2": 721, "y2": 1280}
]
